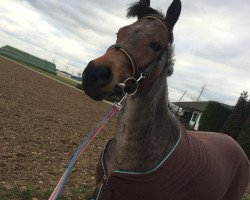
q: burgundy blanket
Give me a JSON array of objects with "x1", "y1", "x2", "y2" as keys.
[{"x1": 92, "y1": 128, "x2": 249, "y2": 200}]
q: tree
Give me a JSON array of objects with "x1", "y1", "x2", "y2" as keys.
[
  {"x1": 220, "y1": 91, "x2": 248, "y2": 140},
  {"x1": 243, "y1": 99, "x2": 250, "y2": 122},
  {"x1": 198, "y1": 101, "x2": 231, "y2": 132},
  {"x1": 240, "y1": 116, "x2": 250, "y2": 136},
  {"x1": 237, "y1": 100, "x2": 250, "y2": 159}
]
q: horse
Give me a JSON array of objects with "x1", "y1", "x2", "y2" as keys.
[{"x1": 82, "y1": 0, "x2": 249, "y2": 199}]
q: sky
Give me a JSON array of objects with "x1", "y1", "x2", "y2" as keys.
[{"x1": 0, "y1": 0, "x2": 249, "y2": 105}]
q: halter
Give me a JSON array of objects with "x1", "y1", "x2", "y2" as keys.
[{"x1": 107, "y1": 14, "x2": 171, "y2": 95}]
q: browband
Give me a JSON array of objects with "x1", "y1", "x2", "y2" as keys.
[{"x1": 143, "y1": 14, "x2": 170, "y2": 33}]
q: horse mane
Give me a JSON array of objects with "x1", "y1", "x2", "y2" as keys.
[{"x1": 127, "y1": 1, "x2": 164, "y2": 19}]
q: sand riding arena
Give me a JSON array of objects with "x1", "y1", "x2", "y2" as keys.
[{"x1": 0, "y1": 56, "x2": 116, "y2": 198}]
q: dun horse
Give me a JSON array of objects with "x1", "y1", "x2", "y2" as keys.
[{"x1": 82, "y1": 0, "x2": 249, "y2": 199}]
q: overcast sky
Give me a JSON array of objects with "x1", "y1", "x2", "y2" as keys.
[{"x1": 0, "y1": 0, "x2": 249, "y2": 105}]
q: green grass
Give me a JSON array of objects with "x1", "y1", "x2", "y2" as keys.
[
  {"x1": 27, "y1": 65, "x2": 78, "y2": 88},
  {"x1": 244, "y1": 195, "x2": 250, "y2": 200},
  {"x1": 22, "y1": 60, "x2": 78, "y2": 88},
  {"x1": 243, "y1": 185, "x2": 250, "y2": 200},
  {"x1": 43, "y1": 72, "x2": 79, "y2": 88},
  {"x1": 0, "y1": 185, "x2": 92, "y2": 200}
]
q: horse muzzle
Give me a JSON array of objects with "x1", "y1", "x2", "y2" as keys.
[{"x1": 82, "y1": 61, "x2": 113, "y2": 100}]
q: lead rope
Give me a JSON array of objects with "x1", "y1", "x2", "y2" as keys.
[
  {"x1": 48, "y1": 52, "x2": 167, "y2": 199},
  {"x1": 48, "y1": 34, "x2": 168, "y2": 199},
  {"x1": 48, "y1": 94, "x2": 128, "y2": 200}
]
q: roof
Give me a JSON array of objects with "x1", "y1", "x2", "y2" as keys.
[
  {"x1": 173, "y1": 101, "x2": 233, "y2": 112},
  {"x1": 173, "y1": 101, "x2": 209, "y2": 112}
]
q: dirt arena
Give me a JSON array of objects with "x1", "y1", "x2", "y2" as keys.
[
  {"x1": 0, "y1": 57, "x2": 116, "y2": 195},
  {"x1": 1, "y1": 56, "x2": 249, "y2": 199}
]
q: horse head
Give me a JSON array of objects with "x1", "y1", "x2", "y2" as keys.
[{"x1": 82, "y1": 0, "x2": 181, "y2": 101}]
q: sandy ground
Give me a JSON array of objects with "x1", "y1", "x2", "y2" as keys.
[
  {"x1": 0, "y1": 56, "x2": 116, "y2": 192},
  {"x1": 1, "y1": 56, "x2": 249, "y2": 199}
]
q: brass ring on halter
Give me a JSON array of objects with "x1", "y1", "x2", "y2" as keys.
[{"x1": 117, "y1": 77, "x2": 139, "y2": 96}]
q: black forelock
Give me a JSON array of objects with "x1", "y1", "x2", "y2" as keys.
[{"x1": 127, "y1": 1, "x2": 164, "y2": 19}]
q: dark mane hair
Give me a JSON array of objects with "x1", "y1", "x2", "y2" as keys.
[{"x1": 127, "y1": 1, "x2": 164, "y2": 19}]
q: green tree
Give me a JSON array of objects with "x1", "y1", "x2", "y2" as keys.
[
  {"x1": 198, "y1": 101, "x2": 231, "y2": 132},
  {"x1": 220, "y1": 91, "x2": 248, "y2": 140},
  {"x1": 237, "y1": 100, "x2": 250, "y2": 159},
  {"x1": 243, "y1": 99, "x2": 250, "y2": 122}
]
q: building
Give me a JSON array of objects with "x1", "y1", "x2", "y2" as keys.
[
  {"x1": 173, "y1": 101, "x2": 209, "y2": 130},
  {"x1": 172, "y1": 101, "x2": 232, "y2": 131}
]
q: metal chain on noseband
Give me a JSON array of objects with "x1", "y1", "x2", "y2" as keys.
[{"x1": 107, "y1": 15, "x2": 171, "y2": 96}]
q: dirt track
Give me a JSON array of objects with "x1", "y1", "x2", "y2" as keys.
[{"x1": 0, "y1": 57, "x2": 116, "y2": 194}]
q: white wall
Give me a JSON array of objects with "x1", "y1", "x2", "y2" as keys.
[{"x1": 189, "y1": 111, "x2": 202, "y2": 130}]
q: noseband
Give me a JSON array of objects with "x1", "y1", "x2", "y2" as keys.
[{"x1": 107, "y1": 15, "x2": 171, "y2": 95}]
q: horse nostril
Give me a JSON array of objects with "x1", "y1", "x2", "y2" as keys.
[{"x1": 95, "y1": 66, "x2": 112, "y2": 86}]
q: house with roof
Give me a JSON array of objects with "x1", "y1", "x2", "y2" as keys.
[{"x1": 172, "y1": 101, "x2": 232, "y2": 130}]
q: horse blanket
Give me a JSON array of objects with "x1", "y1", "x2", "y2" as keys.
[{"x1": 91, "y1": 127, "x2": 249, "y2": 200}]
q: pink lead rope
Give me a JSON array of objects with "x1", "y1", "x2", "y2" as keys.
[{"x1": 49, "y1": 94, "x2": 127, "y2": 200}]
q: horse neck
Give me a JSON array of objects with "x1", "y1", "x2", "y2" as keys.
[
  {"x1": 108, "y1": 70, "x2": 180, "y2": 171},
  {"x1": 116, "y1": 74, "x2": 179, "y2": 145}
]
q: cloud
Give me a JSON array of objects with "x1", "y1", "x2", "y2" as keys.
[
  {"x1": 0, "y1": 0, "x2": 249, "y2": 105},
  {"x1": 166, "y1": 0, "x2": 250, "y2": 105}
]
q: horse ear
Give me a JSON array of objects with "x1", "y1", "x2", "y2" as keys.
[{"x1": 165, "y1": 0, "x2": 181, "y2": 29}]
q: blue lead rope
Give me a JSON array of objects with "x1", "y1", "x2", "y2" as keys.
[{"x1": 49, "y1": 95, "x2": 127, "y2": 200}]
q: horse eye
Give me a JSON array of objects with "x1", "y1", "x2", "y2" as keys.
[{"x1": 149, "y1": 42, "x2": 162, "y2": 52}]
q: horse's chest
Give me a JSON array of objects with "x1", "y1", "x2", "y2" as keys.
[{"x1": 104, "y1": 138, "x2": 173, "y2": 173}]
